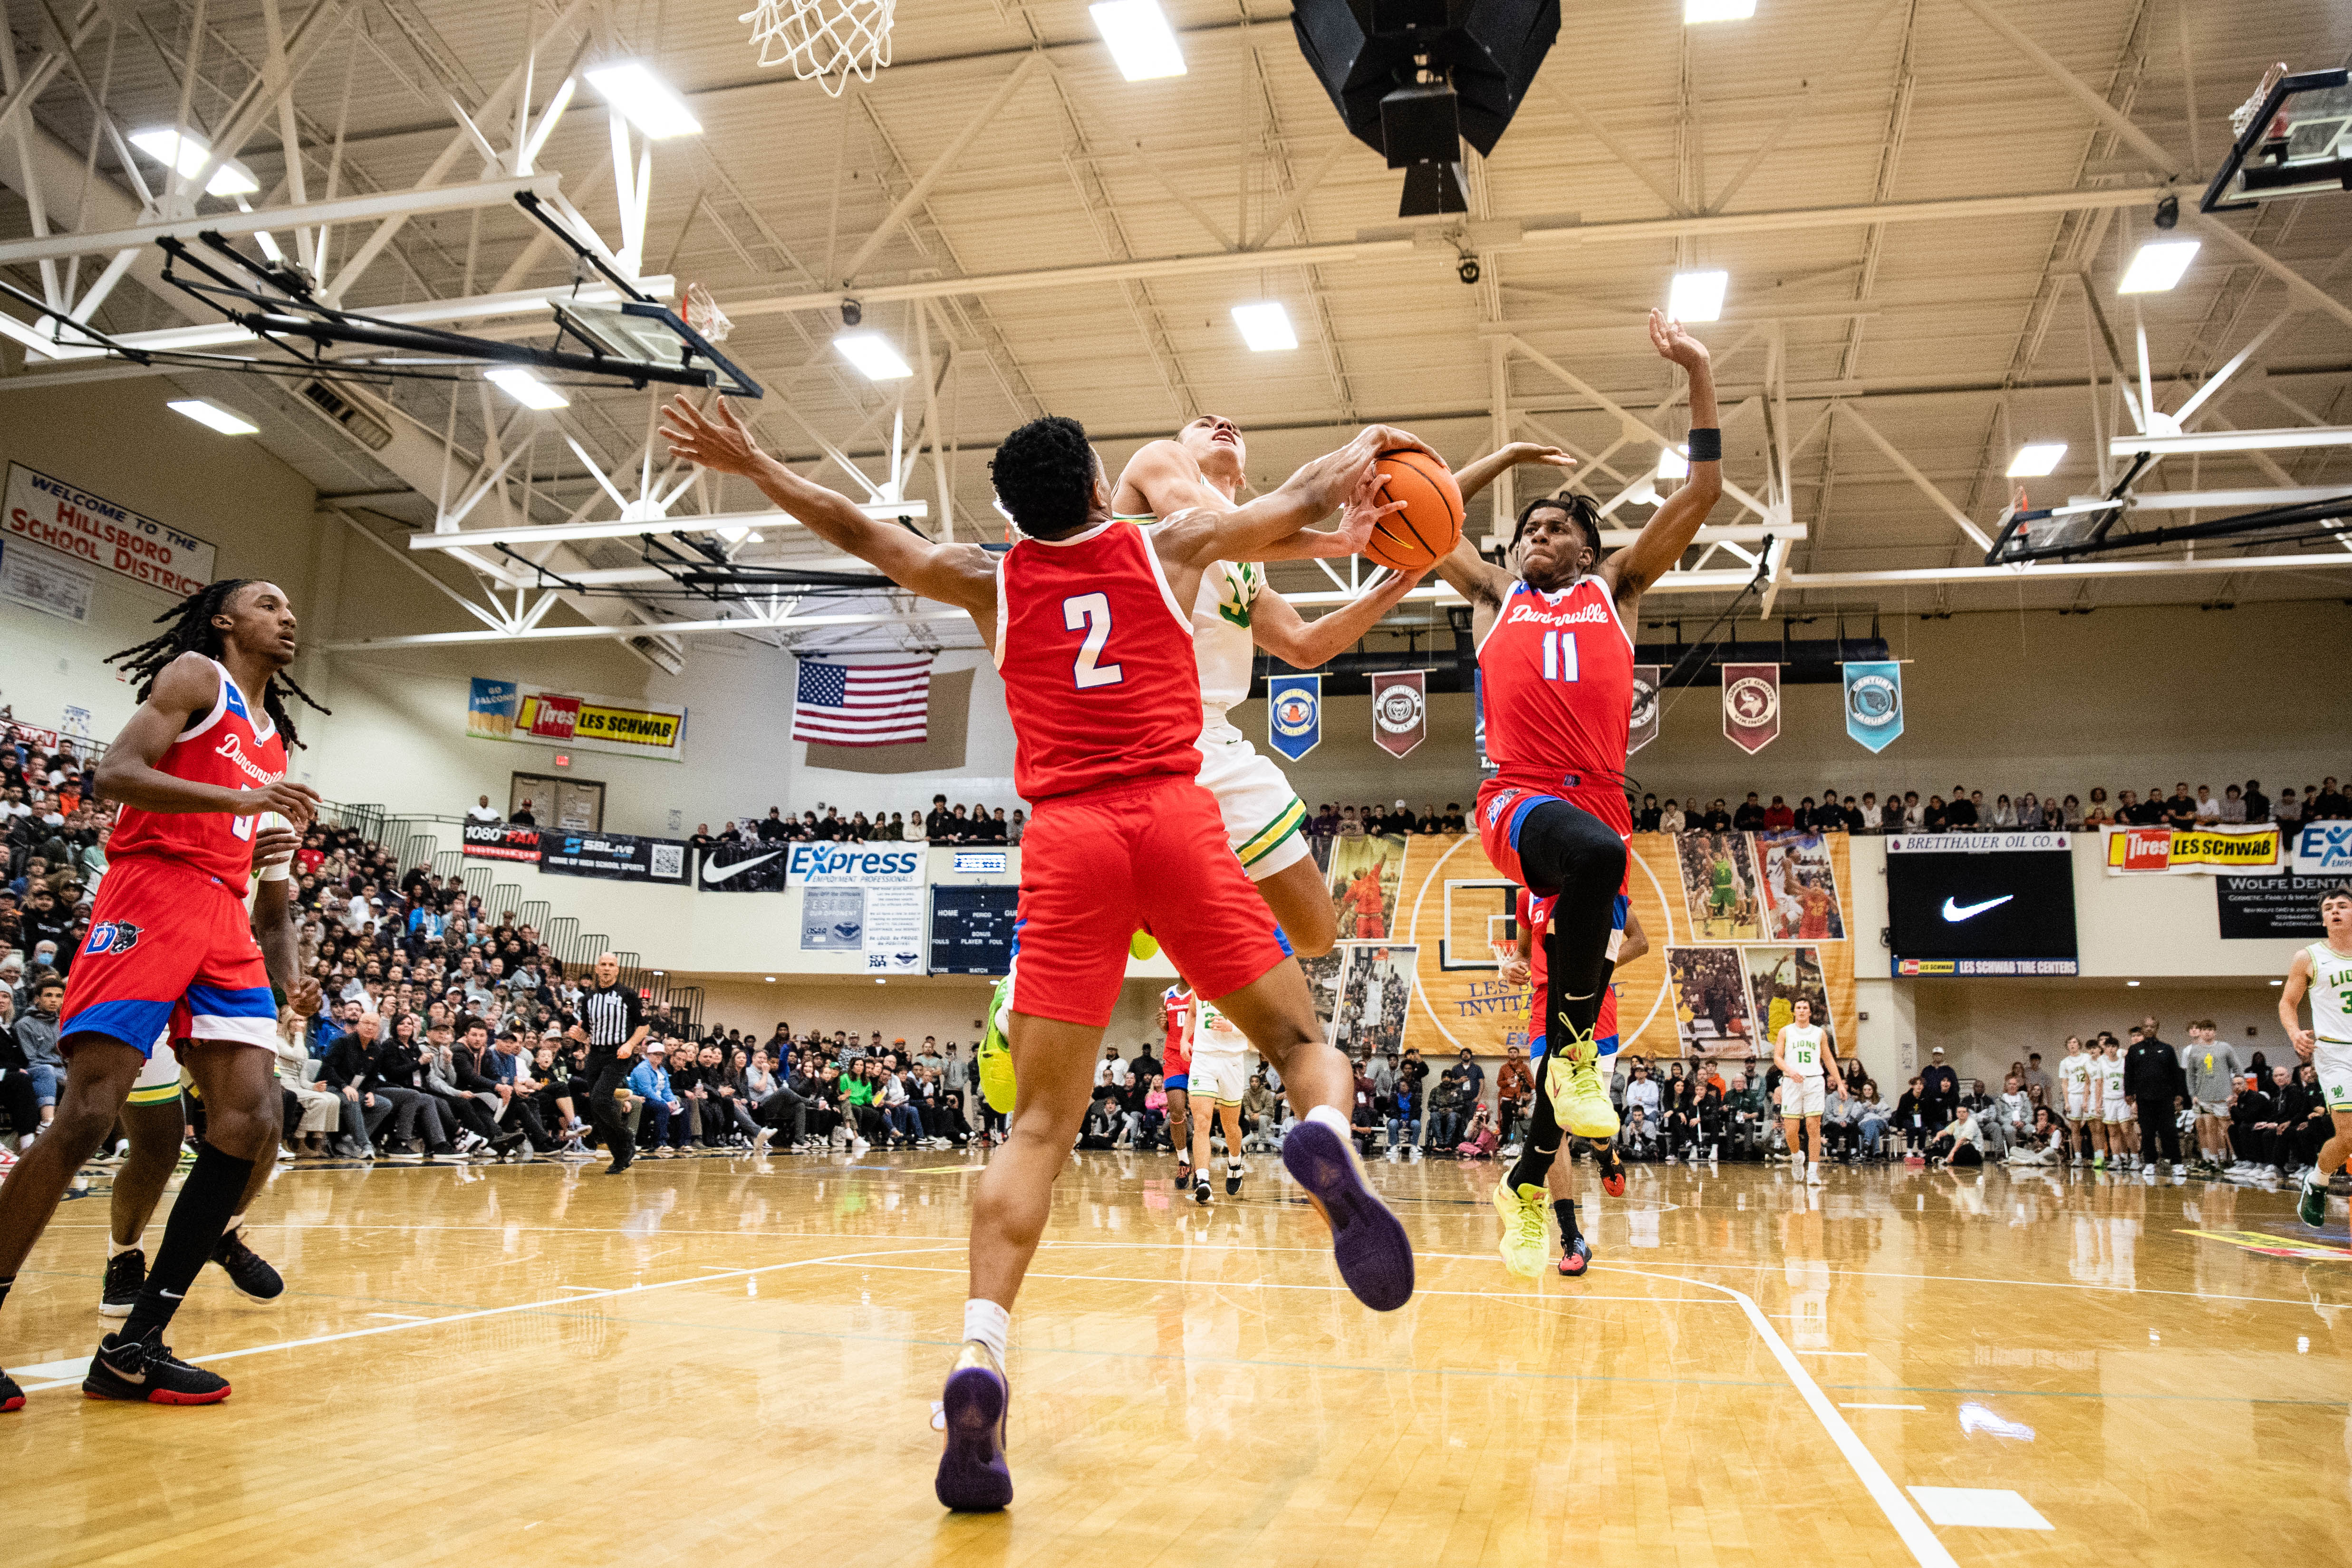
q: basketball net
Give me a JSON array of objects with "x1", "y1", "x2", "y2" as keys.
[{"x1": 739, "y1": 0, "x2": 895, "y2": 96}]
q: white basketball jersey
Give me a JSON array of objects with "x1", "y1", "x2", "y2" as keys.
[
  {"x1": 1190, "y1": 993, "x2": 1251, "y2": 1060},
  {"x1": 2307, "y1": 941, "x2": 2352, "y2": 1043},
  {"x1": 2098, "y1": 1057, "x2": 2126, "y2": 1102},
  {"x1": 2060, "y1": 1052, "x2": 2093, "y2": 1099},
  {"x1": 1190, "y1": 559, "x2": 1264, "y2": 717},
  {"x1": 1783, "y1": 1025, "x2": 1825, "y2": 1076}
]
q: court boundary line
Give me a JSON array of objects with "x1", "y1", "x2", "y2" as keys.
[{"x1": 1606, "y1": 1263, "x2": 1957, "y2": 1568}]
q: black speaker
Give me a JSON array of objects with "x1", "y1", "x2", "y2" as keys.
[{"x1": 1292, "y1": 0, "x2": 1560, "y2": 162}]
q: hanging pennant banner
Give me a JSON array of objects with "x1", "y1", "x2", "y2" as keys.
[
  {"x1": 1372, "y1": 669, "x2": 1427, "y2": 759},
  {"x1": 1841, "y1": 660, "x2": 1904, "y2": 753},
  {"x1": 1629, "y1": 664, "x2": 1661, "y2": 754},
  {"x1": 1267, "y1": 672, "x2": 1322, "y2": 761},
  {"x1": 1722, "y1": 662, "x2": 1781, "y2": 754}
]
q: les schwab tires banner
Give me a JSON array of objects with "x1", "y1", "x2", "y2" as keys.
[{"x1": 2103, "y1": 823, "x2": 2282, "y2": 875}]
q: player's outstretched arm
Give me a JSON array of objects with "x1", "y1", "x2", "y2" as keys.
[
  {"x1": 92, "y1": 651, "x2": 319, "y2": 825},
  {"x1": 661, "y1": 396, "x2": 995, "y2": 618},
  {"x1": 1431, "y1": 530, "x2": 1512, "y2": 615},
  {"x1": 1604, "y1": 310, "x2": 1723, "y2": 599},
  {"x1": 1160, "y1": 426, "x2": 1425, "y2": 568},
  {"x1": 1455, "y1": 442, "x2": 1575, "y2": 505},
  {"x1": 1251, "y1": 568, "x2": 1427, "y2": 671}
]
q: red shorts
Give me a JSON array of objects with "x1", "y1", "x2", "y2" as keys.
[
  {"x1": 59, "y1": 857, "x2": 275, "y2": 1058},
  {"x1": 1476, "y1": 777, "x2": 1631, "y2": 898},
  {"x1": 1010, "y1": 774, "x2": 1289, "y2": 1029}
]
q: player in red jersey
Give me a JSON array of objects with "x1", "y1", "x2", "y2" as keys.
[
  {"x1": 661, "y1": 397, "x2": 1422, "y2": 1511},
  {"x1": 0, "y1": 580, "x2": 323, "y2": 1413},
  {"x1": 1160, "y1": 984, "x2": 1196, "y2": 1183},
  {"x1": 1436, "y1": 309, "x2": 1721, "y2": 1278}
]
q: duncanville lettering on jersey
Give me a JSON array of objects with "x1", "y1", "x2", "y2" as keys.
[
  {"x1": 1503, "y1": 601, "x2": 1615, "y2": 630},
  {"x1": 213, "y1": 731, "x2": 280, "y2": 786}
]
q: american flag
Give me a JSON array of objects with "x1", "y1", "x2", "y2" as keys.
[{"x1": 791, "y1": 657, "x2": 933, "y2": 747}]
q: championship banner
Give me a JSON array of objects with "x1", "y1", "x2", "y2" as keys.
[
  {"x1": 464, "y1": 676, "x2": 687, "y2": 762},
  {"x1": 538, "y1": 831, "x2": 688, "y2": 882},
  {"x1": 2104, "y1": 823, "x2": 2282, "y2": 875},
  {"x1": 4, "y1": 461, "x2": 217, "y2": 599},
  {"x1": 1841, "y1": 661, "x2": 1903, "y2": 753},
  {"x1": 1267, "y1": 672, "x2": 1321, "y2": 761},
  {"x1": 1628, "y1": 665, "x2": 1660, "y2": 754},
  {"x1": 462, "y1": 823, "x2": 541, "y2": 863},
  {"x1": 1372, "y1": 669, "x2": 1427, "y2": 759},
  {"x1": 1722, "y1": 663, "x2": 1781, "y2": 754},
  {"x1": 2294, "y1": 822, "x2": 2352, "y2": 878}
]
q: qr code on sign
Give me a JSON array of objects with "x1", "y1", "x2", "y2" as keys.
[{"x1": 652, "y1": 843, "x2": 684, "y2": 880}]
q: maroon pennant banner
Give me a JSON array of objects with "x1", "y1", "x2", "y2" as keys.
[
  {"x1": 1629, "y1": 664, "x2": 1661, "y2": 754},
  {"x1": 1722, "y1": 662, "x2": 1781, "y2": 755},
  {"x1": 1372, "y1": 669, "x2": 1427, "y2": 758}
]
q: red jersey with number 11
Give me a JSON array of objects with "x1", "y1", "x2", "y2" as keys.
[
  {"x1": 104, "y1": 657, "x2": 287, "y2": 897},
  {"x1": 1477, "y1": 576, "x2": 1635, "y2": 800},
  {"x1": 993, "y1": 518, "x2": 1202, "y2": 800}
]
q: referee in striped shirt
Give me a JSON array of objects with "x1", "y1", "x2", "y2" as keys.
[{"x1": 571, "y1": 952, "x2": 647, "y2": 1174}]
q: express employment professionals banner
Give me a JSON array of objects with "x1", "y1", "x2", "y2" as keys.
[
  {"x1": 2294, "y1": 822, "x2": 2352, "y2": 878},
  {"x1": 5, "y1": 462, "x2": 217, "y2": 599},
  {"x1": 462, "y1": 823, "x2": 542, "y2": 863},
  {"x1": 538, "y1": 831, "x2": 688, "y2": 882},
  {"x1": 2104, "y1": 823, "x2": 2282, "y2": 875},
  {"x1": 465, "y1": 676, "x2": 686, "y2": 762}
]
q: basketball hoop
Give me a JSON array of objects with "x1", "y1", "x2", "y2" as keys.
[{"x1": 740, "y1": 0, "x2": 895, "y2": 96}]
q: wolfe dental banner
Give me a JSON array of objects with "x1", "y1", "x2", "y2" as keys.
[
  {"x1": 466, "y1": 677, "x2": 687, "y2": 762},
  {"x1": 5, "y1": 462, "x2": 216, "y2": 599},
  {"x1": 2104, "y1": 823, "x2": 2283, "y2": 875}
]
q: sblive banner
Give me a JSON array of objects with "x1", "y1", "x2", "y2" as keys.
[
  {"x1": 1841, "y1": 661, "x2": 1903, "y2": 753},
  {"x1": 2104, "y1": 823, "x2": 2283, "y2": 875},
  {"x1": 1722, "y1": 663, "x2": 1780, "y2": 754},
  {"x1": 4, "y1": 462, "x2": 217, "y2": 599},
  {"x1": 538, "y1": 831, "x2": 688, "y2": 882},
  {"x1": 1372, "y1": 669, "x2": 1426, "y2": 758},
  {"x1": 2294, "y1": 822, "x2": 2352, "y2": 878},
  {"x1": 462, "y1": 823, "x2": 542, "y2": 863},
  {"x1": 466, "y1": 676, "x2": 687, "y2": 762},
  {"x1": 1267, "y1": 672, "x2": 1321, "y2": 761},
  {"x1": 1628, "y1": 665, "x2": 1660, "y2": 755}
]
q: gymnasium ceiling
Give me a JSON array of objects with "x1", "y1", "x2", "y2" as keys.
[{"x1": 3, "y1": 0, "x2": 2351, "y2": 660}]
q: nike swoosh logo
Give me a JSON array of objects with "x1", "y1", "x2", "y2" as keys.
[
  {"x1": 107, "y1": 1356, "x2": 147, "y2": 1383},
  {"x1": 1942, "y1": 895, "x2": 2014, "y2": 922},
  {"x1": 700, "y1": 852, "x2": 782, "y2": 885}
]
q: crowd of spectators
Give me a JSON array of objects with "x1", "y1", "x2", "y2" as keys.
[
  {"x1": 1619, "y1": 776, "x2": 2346, "y2": 837},
  {"x1": 689, "y1": 796, "x2": 1025, "y2": 848}
]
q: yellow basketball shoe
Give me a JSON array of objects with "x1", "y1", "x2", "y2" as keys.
[
  {"x1": 1492, "y1": 1180, "x2": 1550, "y2": 1278},
  {"x1": 1546, "y1": 1025, "x2": 1619, "y2": 1140},
  {"x1": 976, "y1": 974, "x2": 1017, "y2": 1116}
]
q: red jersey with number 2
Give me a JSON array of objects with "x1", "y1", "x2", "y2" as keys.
[
  {"x1": 1478, "y1": 576, "x2": 1634, "y2": 800},
  {"x1": 104, "y1": 657, "x2": 287, "y2": 897},
  {"x1": 994, "y1": 518, "x2": 1202, "y2": 800}
]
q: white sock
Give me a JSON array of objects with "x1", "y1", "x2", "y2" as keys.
[
  {"x1": 963, "y1": 1298, "x2": 1010, "y2": 1364},
  {"x1": 1306, "y1": 1105, "x2": 1349, "y2": 1137},
  {"x1": 108, "y1": 1237, "x2": 138, "y2": 1258}
]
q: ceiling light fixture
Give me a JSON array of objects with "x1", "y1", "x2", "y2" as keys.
[
  {"x1": 1090, "y1": 0, "x2": 1187, "y2": 80},
  {"x1": 166, "y1": 398, "x2": 259, "y2": 435},
  {"x1": 1667, "y1": 269, "x2": 1727, "y2": 322},
  {"x1": 485, "y1": 366, "x2": 570, "y2": 410},
  {"x1": 2118, "y1": 239, "x2": 2199, "y2": 294},
  {"x1": 1685, "y1": 0, "x2": 1757, "y2": 20},
  {"x1": 2006, "y1": 442, "x2": 2067, "y2": 477},
  {"x1": 128, "y1": 128, "x2": 259, "y2": 197},
  {"x1": 834, "y1": 331, "x2": 913, "y2": 380},
  {"x1": 585, "y1": 62, "x2": 703, "y2": 139},
  {"x1": 1231, "y1": 301, "x2": 1298, "y2": 352}
]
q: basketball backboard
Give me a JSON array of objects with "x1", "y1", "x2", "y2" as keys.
[{"x1": 2201, "y1": 65, "x2": 2352, "y2": 213}]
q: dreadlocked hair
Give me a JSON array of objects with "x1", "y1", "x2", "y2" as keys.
[
  {"x1": 106, "y1": 577, "x2": 330, "y2": 749},
  {"x1": 1510, "y1": 492, "x2": 1603, "y2": 562}
]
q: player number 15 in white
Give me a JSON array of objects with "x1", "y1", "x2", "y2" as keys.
[{"x1": 1063, "y1": 592, "x2": 1125, "y2": 689}]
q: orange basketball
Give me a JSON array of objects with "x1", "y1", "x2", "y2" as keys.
[{"x1": 1362, "y1": 447, "x2": 1463, "y2": 572}]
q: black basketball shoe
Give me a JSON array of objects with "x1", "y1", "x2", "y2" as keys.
[
  {"x1": 2, "y1": 1367, "x2": 22, "y2": 1412},
  {"x1": 83, "y1": 1332, "x2": 231, "y2": 1404},
  {"x1": 211, "y1": 1226, "x2": 285, "y2": 1302},
  {"x1": 100, "y1": 1247, "x2": 145, "y2": 1318}
]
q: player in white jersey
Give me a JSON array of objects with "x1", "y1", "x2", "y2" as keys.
[
  {"x1": 1115, "y1": 419, "x2": 1572, "y2": 952},
  {"x1": 1771, "y1": 999, "x2": 1836, "y2": 1186},
  {"x1": 2282, "y1": 883, "x2": 2352, "y2": 1226},
  {"x1": 1184, "y1": 991, "x2": 1254, "y2": 1204},
  {"x1": 2095, "y1": 1035, "x2": 2131, "y2": 1170},
  {"x1": 2056, "y1": 1036, "x2": 2095, "y2": 1164}
]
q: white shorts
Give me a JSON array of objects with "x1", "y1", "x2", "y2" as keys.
[
  {"x1": 2101, "y1": 1098, "x2": 2130, "y2": 1126},
  {"x1": 1189, "y1": 1051, "x2": 1251, "y2": 1106},
  {"x1": 1195, "y1": 722, "x2": 1308, "y2": 881},
  {"x1": 129, "y1": 1037, "x2": 183, "y2": 1106},
  {"x1": 1781, "y1": 1075, "x2": 1824, "y2": 1117},
  {"x1": 2063, "y1": 1096, "x2": 2091, "y2": 1123},
  {"x1": 2317, "y1": 1040, "x2": 2352, "y2": 1113}
]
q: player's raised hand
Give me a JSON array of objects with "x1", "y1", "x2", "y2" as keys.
[
  {"x1": 1332, "y1": 467, "x2": 1410, "y2": 554},
  {"x1": 660, "y1": 394, "x2": 766, "y2": 477},
  {"x1": 1354, "y1": 423, "x2": 1439, "y2": 460},
  {"x1": 1499, "y1": 442, "x2": 1577, "y2": 475},
  {"x1": 1648, "y1": 308, "x2": 1709, "y2": 371}
]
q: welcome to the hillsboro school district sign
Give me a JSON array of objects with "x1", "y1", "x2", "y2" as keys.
[{"x1": 4, "y1": 462, "x2": 218, "y2": 598}]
